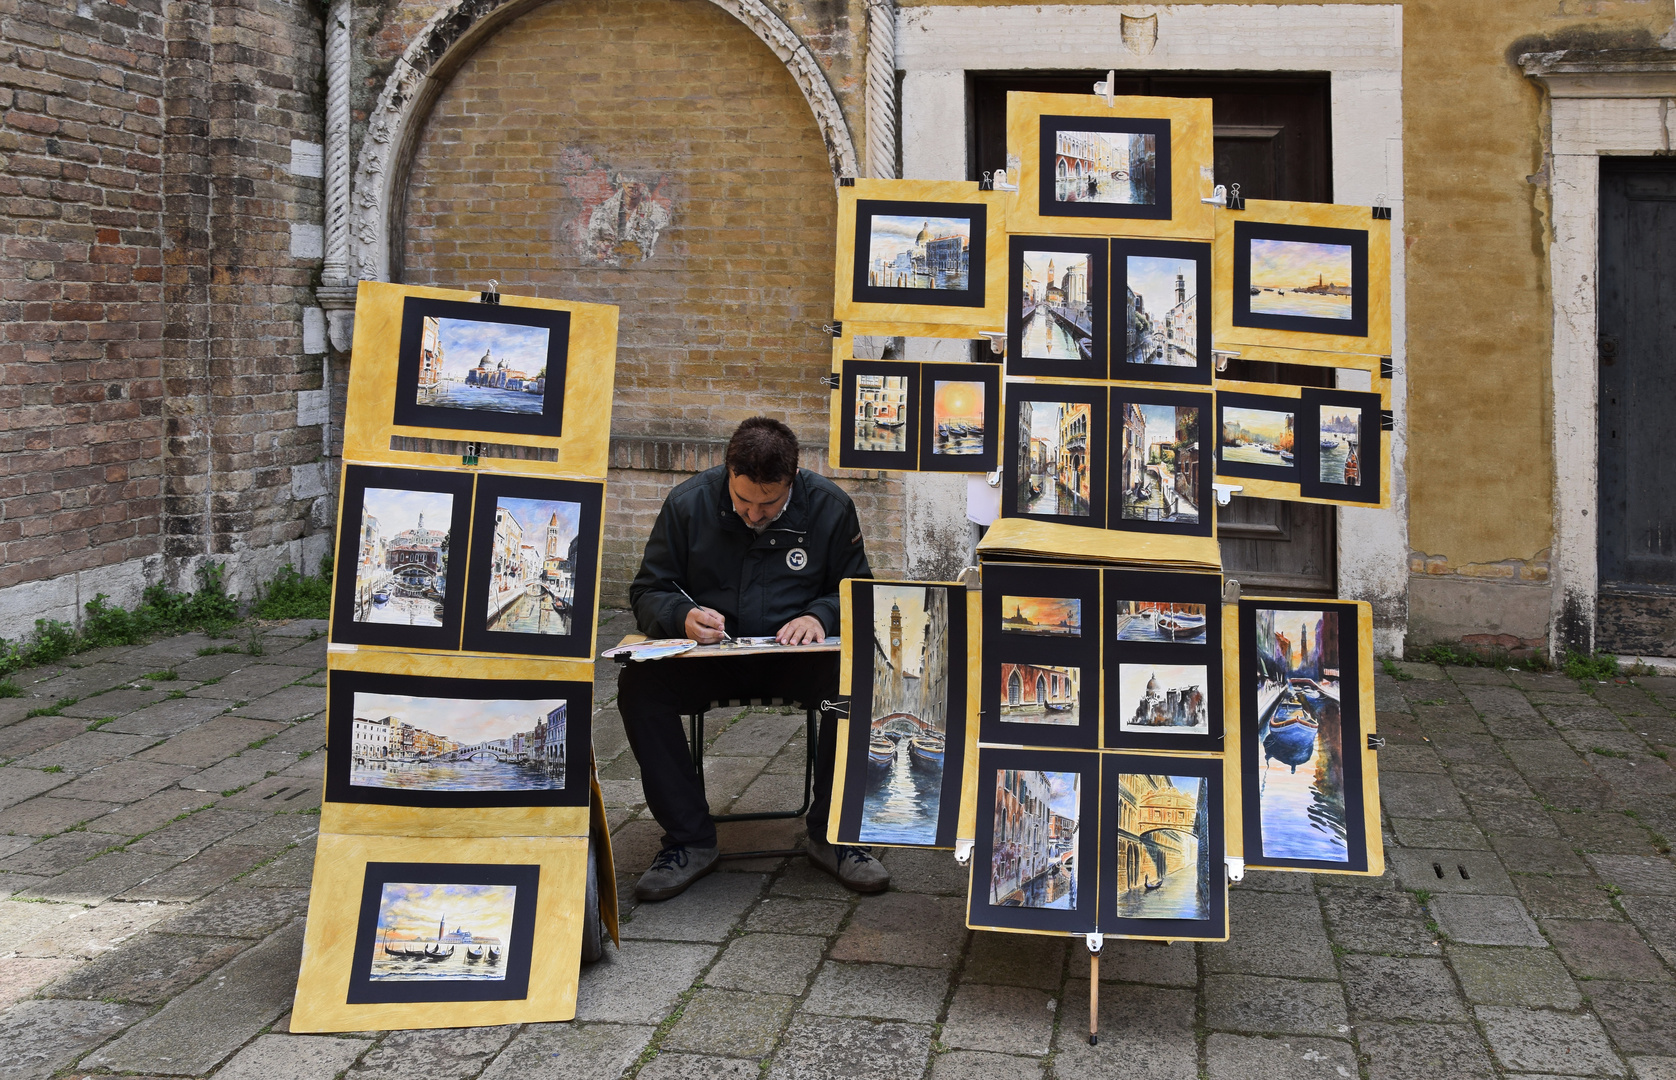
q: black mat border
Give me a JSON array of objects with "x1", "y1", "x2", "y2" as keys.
[
  {"x1": 1110, "y1": 238, "x2": 1213, "y2": 385},
  {"x1": 849, "y1": 199, "x2": 988, "y2": 309},
  {"x1": 1035, "y1": 114, "x2": 1173, "y2": 222},
  {"x1": 1005, "y1": 235, "x2": 1109, "y2": 379},
  {"x1": 393, "y1": 296, "x2": 570, "y2": 439}
]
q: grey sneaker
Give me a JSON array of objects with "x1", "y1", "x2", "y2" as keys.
[
  {"x1": 635, "y1": 843, "x2": 719, "y2": 901},
  {"x1": 807, "y1": 835, "x2": 890, "y2": 894}
]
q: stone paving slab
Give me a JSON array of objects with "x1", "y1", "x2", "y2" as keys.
[
  {"x1": 0, "y1": 795, "x2": 122, "y2": 837},
  {"x1": 803, "y1": 962, "x2": 950, "y2": 1023},
  {"x1": 0, "y1": 998, "x2": 149, "y2": 1080},
  {"x1": 1432, "y1": 894, "x2": 1548, "y2": 946}
]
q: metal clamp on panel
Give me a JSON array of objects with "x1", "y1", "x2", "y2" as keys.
[
  {"x1": 463, "y1": 442, "x2": 479, "y2": 467},
  {"x1": 978, "y1": 169, "x2": 1018, "y2": 193},
  {"x1": 819, "y1": 374, "x2": 840, "y2": 389},
  {"x1": 1213, "y1": 348, "x2": 1241, "y2": 372},
  {"x1": 818, "y1": 699, "x2": 851, "y2": 717},
  {"x1": 1092, "y1": 69, "x2": 1117, "y2": 107},
  {"x1": 479, "y1": 279, "x2": 500, "y2": 305},
  {"x1": 1381, "y1": 410, "x2": 1395, "y2": 431},
  {"x1": 1372, "y1": 194, "x2": 1392, "y2": 220},
  {"x1": 1212, "y1": 483, "x2": 1243, "y2": 507},
  {"x1": 1380, "y1": 356, "x2": 1394, "y2": 379},
  {"x1": 977, "y1": 329, "x2": 1006, "y2": 356},
  {"x1": 1214, "y1": 182, "x2": 1245, "y2": 211},
  {"x1": 838, "y1": 177, "x2": 856, "y2": 187},
  {"x1": 1222, "y1": 578, "x2": 1241, "y2": 604},
  {"x1": 953, "y1": 839, "x2": 974, "y2": 865},
  {"x1": 1368, "y1": 734, "x2": 1386, "y2": 750},
  {"x1": 822, "y1": 321, "x2": 843, "y2": 338},
  {"x1": 1225, "y1": 855, "x2": 1246, "y2": 882}
]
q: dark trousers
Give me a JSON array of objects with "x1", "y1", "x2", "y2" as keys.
[{"x1": 617, "y1": 652, "x2": 840, "y2": 850}]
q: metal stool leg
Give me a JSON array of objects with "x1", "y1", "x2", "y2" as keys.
[{"x1": 687, "y1": 705, "x2": 819, "y2": 860}]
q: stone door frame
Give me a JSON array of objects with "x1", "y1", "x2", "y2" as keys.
[
  {"x1": 1522, "y1": 48, "x2": 1676, "y2": 655},
  {"x1": 892, "y1": 3, "x2": 1409, "y2": 653}
]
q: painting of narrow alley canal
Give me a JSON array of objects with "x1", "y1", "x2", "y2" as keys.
[
  {"x1": 858, "y1": 584, "x2": 953, "y2": 846},
  {"x1": 483, "y1": 497, "x2": 581, "y2": 639},
  {"x1": 1018, "y1": 249, "x2": 1095, "y2": 361},
  {"x1": 1252, "y1": 607, "x2": 1349, "y2": 863},
  {"x1": 354, "y1": 487, "x2": 455, "y2": 628},
  {"x1": 990, "y1": 768, "x2": 1080, "y2": 910},
  {"x1": 998, "y1": 664, "x2": 1081, "y2": 727},
  {"x1": 1318, "y1": 404, "x2": 1363, "y2": 487},
  {"x1": 854, "y1": 375, "x2": 910, "y2": 454},
  {"x1": 1016, "y1": 400, "x2": 1092, "y2": 517},
  {"x1": 1051, "y1": 129, "x2": 1157, "y2": 207},
  {"x1": 1111, "y1": 773, "x2": 1211, "y2": 920},
  {"x1": 1117, "y1": 402, "x2": 1200, "y2": 525},
  {"x1": 366, "y1": 881, "x2": 518, "y2": 983},
  {"x1": 347, "y1": 690, "x2": 568, "y2": 795},
  {"x1": 1123, "y1": 254, "x2": 1198, "y2": 367}
]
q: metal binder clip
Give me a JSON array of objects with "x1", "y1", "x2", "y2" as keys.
[
  {"x1": 1381, "y1": 410, "x2": 1395, "y2": 431},
  {"x1": 822, "y1": 322, "x2": 843, "y2": 338},
  {"x1": 819, "y1": 374, "x2": 840, "y2": 389},
  {"x1": 819, "y1": 699, "x2": 851, "y2": 716},
  {"x1": 838, "y1": 177, "x2": 856, "y2": 187},
  {"x1": 1225, "y1": 183, "x2": 1245, "y2": 211},
  {"x1": 479, "y1": 280, "x2": 500, "y2": 305},
  {"x1": 1372, "y1": 193, "x2": 1392, "y2": 220},
  {"x1": 977, "y1": 330, "x2": 1006, "y2": 356},
  {"x1": 1368, "y1": 735, "x2": 1386, "y2": 750},
  {"x1": 463, "y1": 442, "x2": 479, "y2": 467},
  {"x1": 979, "y1": 169, "x2": 1018, "y2": 193},
  {"x1": 1380, "y1": 356, "x2": 1394, "y2": 379},
  {"x1": 1212, "y1": 483, "x2": 1242, "y2": 507}
]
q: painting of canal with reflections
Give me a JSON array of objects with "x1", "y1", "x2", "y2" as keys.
[
  {"x1": 350, "y1": 691, "x2": 567, "y2": 794},
  {"x1": 1016, "y1": 400, "x2": 1092, "y2": 517},
  {"x1": 1113, "y1": 773, "x2": 1211, "y2": 919},
  {"x1": 854, "y1": 375, "x2": 909, "y2": 454},
  {"x1": 1018, "y1": 250, "x2": 1094, "y2": 361},
  {"x1": 484, "y1": 496, "x2": 580, "y2": 638},
  {"x1": 991, "y1": 769, "x2": 1080, "y2": 909},
  {"x1": 354, "y1": 487, "x2": 453, "y2": 627},
  {"x1": 1220, "y1": 406, "x2": 1295, "y2": 468},
  {"x1": 416, "y1": 316, "x2": 550, "y2": 415},
  {"x1": 1318, "y1": 405, "x2": 1363, "y2": 487},
  {"x1": 859, "y1": 584, "x2": 952, "y2": 845},
  {"x1": 1114, "y1": 600, "x2": 1207, "y2": 643},
  {"x1": 1253, "y1": 608, "x2": 1348, "y2": 862},
  {"x1": 367, "y1": 881, "x2": 517, "y2": 982}
]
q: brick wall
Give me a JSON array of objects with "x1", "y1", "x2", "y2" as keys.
[
  {"x1": 398, "y1": 0, "x2": 905, "y2": 604},
  {"x1": 0, "y1": 0, "x2": 329, "y2": 625}
]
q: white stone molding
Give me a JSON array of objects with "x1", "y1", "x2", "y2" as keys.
[
  {"x1": 865, "y1": 0, "x2": 898, "y2": 178},
  {"x1": 894, "y1": 4, "x2": 1408, "y2": 649},
  {"x1": 322, "y1": 0, "x2": 352, "y2": 287},
  {"x1": 344, "y1": 0, "x2": 859, "y2": 284},
  {"x1": 1522, "y1": 49, "x2": 1676, "y2": 654}
]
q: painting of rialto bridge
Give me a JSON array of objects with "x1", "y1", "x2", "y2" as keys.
[
  {"x1": 1113, "y1": 773, "x2": 1212, "y2": 920},
  {"x1": 859, "y1": 586, "x2": 952, "y2": 845}
]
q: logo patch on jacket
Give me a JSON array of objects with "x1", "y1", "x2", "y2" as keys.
[{"x1": 786, "y1": 548, "x2": 808, "y2": 571}]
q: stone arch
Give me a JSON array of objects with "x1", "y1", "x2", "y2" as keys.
[{"x1": 346, "y1": 0, "x2": 860, "y2": 283}]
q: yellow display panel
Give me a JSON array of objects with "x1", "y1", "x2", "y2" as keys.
[
  {"x1": 833, "y1": 180, "x2": 1009, "y2": 329},
  {"x1": 1211, "y1": 378, "x2": 1391, "y2": 509},
  {"x1": 320, "y1": 649, "x2": 594, "y2": 839},
  {"x1": 1212, "y1": 200, "x2": 1393, "y2": 357},
  {"x1": 976, "y1": 517, "x2": 1221, "y2": 571},
  {"x1": 1212, "y1": 342, "x2": 1387, "y2": 379},
  {"x1": 1006, "y1": 92, "x2": 1216, "y2": 240},
  {"x1": 290, "y1": 833, "x2": 585, "y2": 1032},
  {"x1": 341, "y1": 281, "x2": 618, "y2": 480}
]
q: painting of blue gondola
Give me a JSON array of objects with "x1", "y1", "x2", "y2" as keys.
[
  {"x1": 859, "y1": 584, "x2": 952, "y2": 845},
  {"x1": 1253, "y1": 608, "x2": 1348, "y2": 863}
]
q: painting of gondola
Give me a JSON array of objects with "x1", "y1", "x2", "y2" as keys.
[
  {"x1": 1317, "y1": 405, "x2": 1362, "y2": 487},
  {"x1": 347, "y1": 861, "x2": 539, "y2": 1004},
  {"x1": 330, "y1": 465, "x2": 473, "y2": 652},
  {"x1": 1297, "y1": 388, "x2": 1384, "y2": 507},
  {"x1": 393, "y1": 296, "x2": 569, "y2": 439},
  {"x1": 1035, "y1": 114, "x2": 1172, "y2": 221},
  {"x1": 1000, "y1": 596, "x2": 1081, "y2": 638},
  {"x1": 1113, "y1": 600, "x2": 1208, "y2": 644},
  {"x1": 1098, "y1": 754, "x2": 1226, "y2": 939},
  {"x1": 839, "y1": 361, "x2": 919, "y2": 471},
  {"x1": 1001, "y1": 383, "x2": 1109, "y2": 527},
  {"x1": 1250, "y1": 607, "x2": 1349, "y2": 863},
  {"x1": 1118, "y1": 403, "x2": 1200, "y2": 525},
  {"x1": 461, "y1": 475, "x2": 603, "y2": 660},
  {"x1": 855, "y1": 375, "x2": 910, "y2": 454},
  {"x1": 836, "y1": 580, "x2": 968, "y2": 849},
  {"x1": 998, "y1": 664, "x2": 1081, "y2": 727},
  {"x1": 970, "y1": 747, "x2": 1097, "y2": 936},
  {"x1": 929, "y1": 380, "x2": 985, "y2": 456},
  {"x1": 326, "y1": 670, "x2": 591, "y2": 809},
  {"x1": 1117, "y1": 664, "x2": 1210, "y2": 736}
]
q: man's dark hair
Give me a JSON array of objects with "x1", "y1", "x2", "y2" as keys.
[{"x1": 725, "y1": 417, "x2": 799, "y2": 485}]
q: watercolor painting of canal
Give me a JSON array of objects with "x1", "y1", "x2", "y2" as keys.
[
  {"x1": 838, "y1": 361, "x2": 919, "y2": 471},
  {"x1": 1115, "y1": 394, "x2": 1207, "y2": 534},
  {"x1": 1000, "y1": 596, "x2": 1082, "y2": 638},
  {"x1": 1297, "y1": 388, "x2": 1385, "y2": 507},
  {"x1": 970, "y1": 747, "x2": 1096, "y2": 935},
  {"x1": 462, "y1": 475, "x2": 603, "y2": 659},
  {"x1": 1112, "y1": 239, "x2": 1212, "y2": 384},
  {"x1": 929, "y1": 380, "x2": 984, "y2": 456},
  {"x1": 1099, "y1": 754, "x2": 1227, "y2": 939},
  {"x1": 1002, "y1": 384, "x2": 1108, "y2": 527},
  {"x1": 1248, "y1": 238, "x2": 1353, "y2": 321},
  {"x1": 998, "y1": 664, "x2": 1082, "y2": 727},
  {"x1": 847, "y1": 198, "x2": 989, "y2": 312},
  {"x1": 1238, "y1": 599, "x2": 1375, "y2": 874},
  {"x1": 1220, "y1": 405, "x2": 1296, "y2": 472},
  {"x1": 393, "y1": 296, "x2": 569, "y2": 439},
  {"x1": 326, "y1": 670, "x2": 591, "y2": 809},
  {"x1": 1112, "y1": 599, "x2": 1208, "y2": 644},
  {"x1": 854, "y1": 374, "x2": 910, "y2": 454},
  {"x1": 1317, "y1": 404, "x2": 1363, "y2": 487},
  {"x1": 1034, "y1": 114, "x2": 1172, "y2": 222},
  {"x1": 915, "y1": 360, "x2": 1000, "y2": 473},
  {"x1": 1005, "y1": 236, "x2": 1107, "y2": 378},
  {"x1": 346, "y1": 860, "x2": 540, "y2": 1005},
  {"x1": 836, "y1": 580, "x2": 968, "y2": 849},
  {"x1": 330, "y1": 465, "x2": 473, "y2": 652}
]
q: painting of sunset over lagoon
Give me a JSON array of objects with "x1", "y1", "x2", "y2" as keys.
[
  {"x1": 1248, "y1": 239, "x2": 1353, "y2": 320},
  {"x1": 1000, "y1": 596, "x2": 1082, "y2": 638}
]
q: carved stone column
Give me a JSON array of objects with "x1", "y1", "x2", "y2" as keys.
[
  {"x1": 865, "y1": 0, "x2": 897, "y2": 179},
  {"x1": 316, "y1": 0, "x2": 356, "y2": 349}
]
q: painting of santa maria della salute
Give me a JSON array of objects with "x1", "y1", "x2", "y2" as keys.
[{"x1": 416, "y1": 317, "x2": 550, "y2": 416}]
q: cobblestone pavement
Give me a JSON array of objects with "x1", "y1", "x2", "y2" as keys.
[{"x1": 3, "y1": 613, "x2": 1676, "y2": 1078}]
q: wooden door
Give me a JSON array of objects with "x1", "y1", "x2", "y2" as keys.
[
  {"x1": 969, "y1": 73, "x2": 1336, "y2": 593},
  {"x1": 1597, "y1": 160, "x2": 1676, "y2": 656}
]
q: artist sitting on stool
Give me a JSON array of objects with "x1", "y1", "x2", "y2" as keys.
[{"x1": 621, "y1": 417, "x2": 891, "y2": 901}]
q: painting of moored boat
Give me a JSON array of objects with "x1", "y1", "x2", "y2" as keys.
[
  {"x1": 991, "y1": 769, "x2": 1080, "y2": 910},
  {"x1": 1111, "y1": 773, "x2": 1212, "y2": 920},
  {"x1": 1220, "y1": 406, "x2": 1296, "y2": 468},
  {"x1": 860, "y1": 584, "x2": 952, "y2": 845},
  {"x1": 1117, "y1": 664, "x2": 1209, "y2": 734},
  {"x1": 1318, "y1": 406, "x2": 1362, "y2": 487},
  {"x1": 998, "y1": 663, "x2": 1080, "y2": 726},
  {"x1": 1253, "y1": 608, "x2": 1348, "y2": 863},
  {"x1": 366, "y1": 881, "x2": 517, "y2": 982},
  {"x1": 931, "y1": 379, "x2": 986, "y2": 456},
  {"x1": 348, "y1": 691, "x2": 567, "y2": 794},
  {"x1": 855, "y1": 375, "x2": 910, "y2": 453},
  {"x1": 1113, "y1": 600, "x2": 1207, "y2": 643}
]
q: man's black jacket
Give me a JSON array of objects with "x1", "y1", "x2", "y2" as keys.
[{"x1": 629, "y1": 465, "x2": 872, "y2": 639}]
